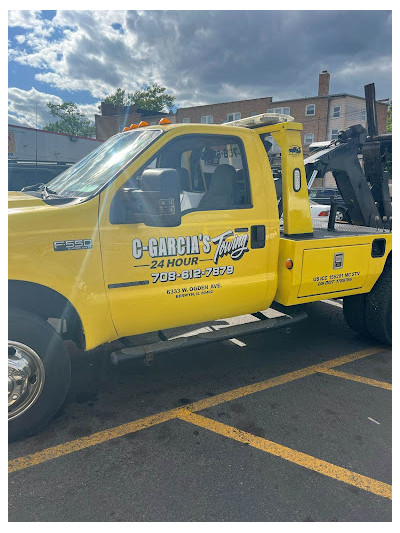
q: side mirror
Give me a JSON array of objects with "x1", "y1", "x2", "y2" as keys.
[{"x1": 110, "y1": 168, "x2": 181, "y2": 227}]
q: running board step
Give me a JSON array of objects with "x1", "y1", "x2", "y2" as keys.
[{"x1": 110, "y1": 304, "x2": 307, "y2": 366}]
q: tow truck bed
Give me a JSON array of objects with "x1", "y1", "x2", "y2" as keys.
[
  {"x1": 281, "y1": 220, "x2": 389, "y2": 240},
  {"x1": 276, "y1": 222, "x2": 391, "y2": 305}
]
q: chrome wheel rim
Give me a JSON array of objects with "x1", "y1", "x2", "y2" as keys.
[
  {"x1": 8, "y1": 341, "x2": 45, "y2": 420},
  {"x1": 335, "y1": 210, "x2": 344, "y2": 221}
]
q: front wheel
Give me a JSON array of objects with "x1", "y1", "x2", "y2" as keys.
[{"x1": 8, "y1": 308, "x2": 71, "y2": 441}]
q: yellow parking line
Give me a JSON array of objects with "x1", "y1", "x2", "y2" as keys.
[
  {"x1": 318, "y1": 368, "x2": 392, "y2": 390},
  {"x1": 8, "y1": 408, "x2": 182, "y2": 474},
  {"x1": 186, "y1": 346, "x2": 382, "y2": 412},
  {"x1": 9, "y1": 346, "x2": 383, "y2": 474},
  {"x1": 177, "y1": 410, "x2": 392, "y2": 500}
]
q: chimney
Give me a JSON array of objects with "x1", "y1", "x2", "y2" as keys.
[{"x1": 318, "y1": 70, "x2": 330, "y2": 96}]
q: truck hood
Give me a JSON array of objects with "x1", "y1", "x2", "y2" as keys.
[{"x1": 8, "y1": 191, "x2": 47, "y2": 210}]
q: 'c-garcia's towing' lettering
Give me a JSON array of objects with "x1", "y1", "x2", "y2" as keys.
[{"x1": 132, "y1": 229, "x2": 249, "y2": 265}]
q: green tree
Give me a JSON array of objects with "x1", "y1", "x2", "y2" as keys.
[
  {"x1": 44, "y1": 102, "x2": 96, "y2": 137},
  {"x1": 385, "y1": 102, "x2": 392, "y2": 178},
  {"x1": 386, "y1": 102, "x2": 392, "y2": 133},
  {"x1": 130, "y1": 83, "x2": 175, "y2": 112},
  {"x1": 102, "y1": 88, "x2": 128, "y2": 108},
  {"x1": 101, "y1": 83, "x2": 175, "y2": 113}
]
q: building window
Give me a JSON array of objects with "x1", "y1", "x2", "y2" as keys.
[
  {"x1": 251, "y1": 111, "x2": 258, "y2": 116},
  {"x1": 227, "y1": 112, "x2": 241, "y2": 122},
  {"x1": 332, "y1": 106, "x2": 341, "y2": 118},
  {"x1": 331, "y1": 129, "x2": 339, "y2": 140},
  {"x1": 361, "y1": 110, "x2": 366, "y2": 121},
  {"x1": 306, "y1": 104, "x2": 315, "y2": 116},
  {"x1": 182, "y1": 118, "x2": 190, "y2": 123},
  {"x1": 201, "y1": 115, "x2": 213, "y2": 124},
  {"x1": 304, "y1": 133, "x2": 314, "y2": 145},
  {"x1": 268, "y1": 107, "x2": 290, "y2": 115}
]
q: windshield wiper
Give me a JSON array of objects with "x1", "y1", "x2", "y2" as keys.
[
  {"x1": 21, "y1": 183, "x2": 59, "y2": 197},
  {"x1": 41, "y1": 185, "x2": 60, "y2": 199},
  {"x1": 21, "y1": 183, "x2": 45, "y2": 192}
]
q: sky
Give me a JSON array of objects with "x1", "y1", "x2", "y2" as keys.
[{"x1": 8, "y1": 10, "x2": 392, "y2": 129}]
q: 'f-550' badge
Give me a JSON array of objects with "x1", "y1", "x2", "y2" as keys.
[{"x1": 53, "y1": 239, "x2": 92, "y2": 251}]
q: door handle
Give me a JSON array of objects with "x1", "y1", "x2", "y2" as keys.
[{"x1": 251, "y1": 225, "x2": 266, "y2": 249}]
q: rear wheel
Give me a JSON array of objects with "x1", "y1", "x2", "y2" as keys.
[
  {"x1": 342, "y1": 256, "x2": 392, "y2": 345},
  {"x1": 365, "y1": 257, "x2": 392, "y2": 345},
  {"x1": 343, "y1": 293, "x2": 369, "y2": 336},
  {"x1": 8, "y1": 308, "x2": 71, "y2": 441}
]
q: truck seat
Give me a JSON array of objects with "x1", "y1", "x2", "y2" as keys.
[
  {"x1": 198, "y1": 164, "x2": 236, "y2": 210},
  {"x1": 175, "y1": 167, "x2": 190, "y2": 191}
]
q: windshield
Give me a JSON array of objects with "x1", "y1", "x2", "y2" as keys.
[{"x1": 47, "y1": 129, "x2": 162, "y2": 198}]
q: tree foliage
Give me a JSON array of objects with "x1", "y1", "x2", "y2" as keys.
[
  {"x1": 44, "y1": 102, "x2": 96, "y2": 137},
  {"x1": 386, "y1": 102, "x2": 392, "y2": 133},
  {"x1": 385, "y1": 102, "x2": 392, "y2": 178},
  {"x1": 102, "y1": 84, "x2": 175, "y2": 112},
  {"x1": 103, "y1": 88, "x2": 127, "y2": 108},
  {"x1": 131, "y1": 83, "x2": 175, "y2": 112}
]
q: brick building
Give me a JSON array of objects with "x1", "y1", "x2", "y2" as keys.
[
  {"x1": 175, "y1": 96, "x2": 273, "y2": 126},
  {"x1": 95, "y1": 72, "x2": 389, "y2": 153},
  {"x1": 175, "y1": 71, "x2": 389, "y2": 154}
]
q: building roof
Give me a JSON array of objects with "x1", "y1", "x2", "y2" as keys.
[
  {"x1": 270, "y1": 93, "x2": 390, "y2": 105},
  {"x1": 177, "y1": 93, "x2": 389, "y2": 112},
  {"x1": 177, "y1": 95, "x2": 272, "y2": 111},
  {"x1": 8, "y1": 124, "x2": 100, "y2": 141}
]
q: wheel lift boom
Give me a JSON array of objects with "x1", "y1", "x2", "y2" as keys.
[{"x1": 304, "y1": 83, "x2": 392, "y2": 228}]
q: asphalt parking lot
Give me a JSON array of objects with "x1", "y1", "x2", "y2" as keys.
[{"x1": 8, "y1": 300, "x2": 392, "y2": 522}]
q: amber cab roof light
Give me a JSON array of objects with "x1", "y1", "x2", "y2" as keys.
[
  {"x1": 139, "y1": 121, "x2": 149, "y2": 127},
  {"x1": 129, "y1": 124, "x2": 139, "y2": 130},
  {"x1": 123, "y1": 126, "x2": 130, "y2": 132},
  {"x1": 159, "y1": 118, "x2": 171, "y2": 125}
]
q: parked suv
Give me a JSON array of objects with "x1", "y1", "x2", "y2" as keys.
[{"x1": 308, "y1": 187, "x2": 349, "y2": 222}]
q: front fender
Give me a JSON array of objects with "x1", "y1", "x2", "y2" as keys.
[{"x1": 8, "y1": 196, "x2": 117, "y2": 350}]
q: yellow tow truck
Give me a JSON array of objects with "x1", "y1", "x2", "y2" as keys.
[{"x1": 8, "y1": 108, "x2": 392, "y2": 440}]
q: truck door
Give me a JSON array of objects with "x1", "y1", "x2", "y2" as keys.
[{"x1": 99, "y1": 132, "x2": 272, "y2": 338}]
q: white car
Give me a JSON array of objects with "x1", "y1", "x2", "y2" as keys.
[{"x1": 310, "y1": 200, "x2": 331, "y2": 221}]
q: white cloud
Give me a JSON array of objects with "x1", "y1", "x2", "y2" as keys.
[
  {"x1": 8, "y1": 9, "x2": 392, "y2": 113},
  {"x1": 15, "y1": 34, "x2": 26, "y2": 44},
  {"x1": 8, "y1": 87, "x2": 99, "y2": 129}
]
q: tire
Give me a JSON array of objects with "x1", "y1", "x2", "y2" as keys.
[
  {"x1": 365, "y1": 256, "x2": 392, "y2": 345},
  {"x1": 342, "y1": 257, "x2": 392, "y2": 345},
  {"x1": 335, "y1": 208, "x2": 345, "y2": 222},
  {"x1": 343, "y1": 293, "x2": 369, "y2": 336},
  {"x1": 8, "y1": 308, "x2": 71, "y2": 442}
]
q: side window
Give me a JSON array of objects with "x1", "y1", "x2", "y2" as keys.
[
  {"x1": 306, "y1": 104, "x2": 315, "y2": 116},
  {"x1": 124, "y1": 134, "x2": 251, "y2": 214},
  {"x1": 304, "y1": 133, "x2": 314, "y2": 145},
  {"x1": 331, "y1": 129, "x2": 339, "y2": 140},
  {"x1": 123, "y1": 155, "x2": 158, "y2": 189}
]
